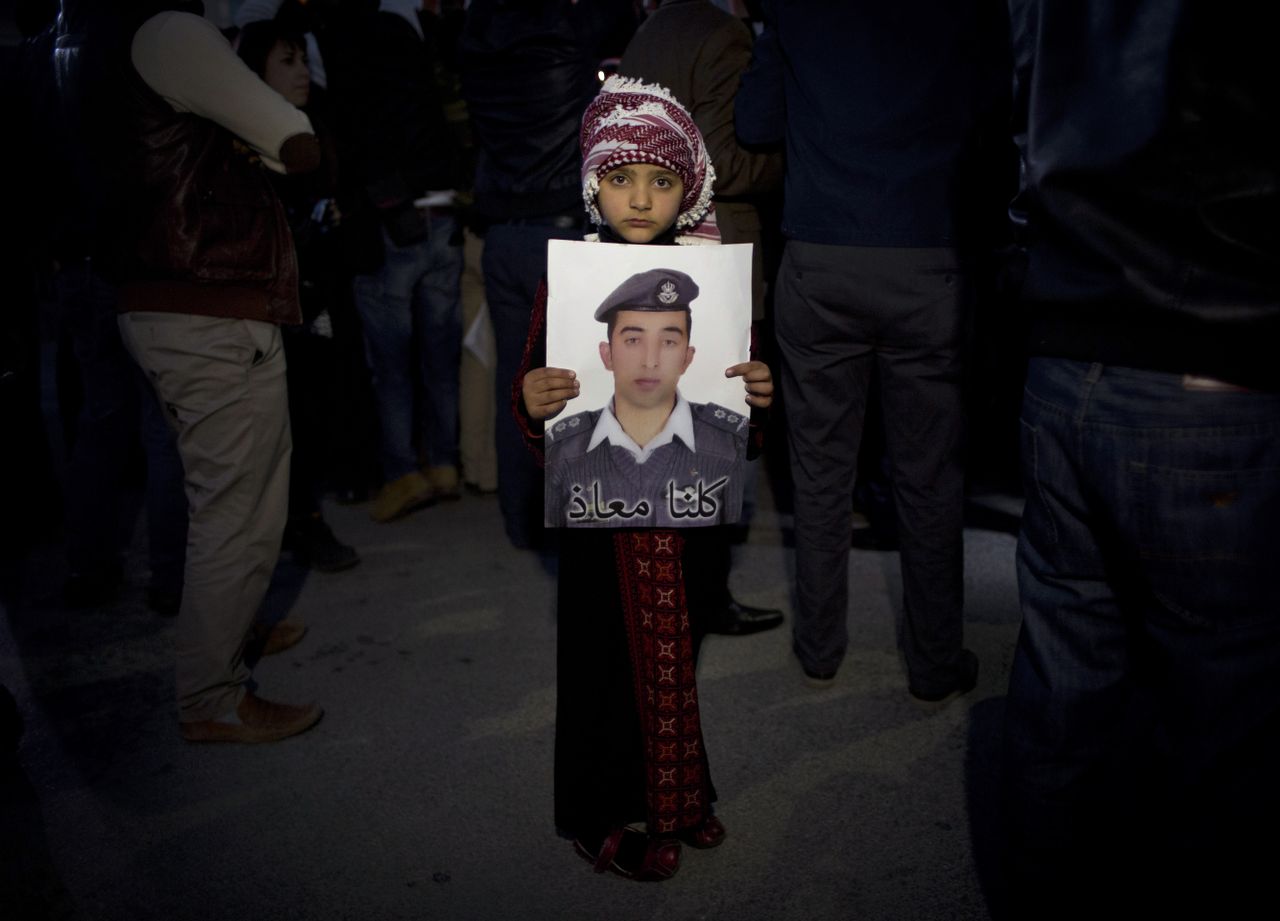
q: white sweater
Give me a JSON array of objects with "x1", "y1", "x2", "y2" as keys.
[{"x1": 131, "y1": 11, "x2": 312, "y2": 174}]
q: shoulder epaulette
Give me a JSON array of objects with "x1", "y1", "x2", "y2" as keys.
[
  {"x1": 546, "y1": 409, "x2": 597, "y2": 444},
  {"x1": 692, "y1": 402, "x2": 749, "y2": 434}
]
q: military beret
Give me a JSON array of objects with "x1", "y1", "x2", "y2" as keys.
[{"x1": 593, "y1": 268, "x2": 700, "y2": 322}]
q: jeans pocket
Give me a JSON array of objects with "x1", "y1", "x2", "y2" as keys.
[
  {"x1": 1129, "y1": 459, "x2": 1280, "y2": 629},
  {"x1": 1018, "y1": 413, "x2": 1069, "y2": 552}
]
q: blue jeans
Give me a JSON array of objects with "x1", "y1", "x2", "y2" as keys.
[
  {"x1": 1004, "y1": 358, "x2": 1280, "y2": 908},
  {"x1": 481, "y1": 219, "x2": 583, "y2": 549},
  {"x1": 353, "y1": 217, "x2": 463, "y2": 480}
]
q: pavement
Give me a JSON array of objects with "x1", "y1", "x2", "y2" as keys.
[{"x1": 1, "y1": 479, "x2": 1023, "y2": 921}]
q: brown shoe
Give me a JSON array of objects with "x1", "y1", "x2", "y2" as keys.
[
  {"x1": 370, "y1": 471, "x2": 433, "y2": 522},
  {"x1": 251, "y1": 619, "x2": 308, "y2": 656},
  {"x1": 180, "y1": 692, "x2": 322, "y2": 743},
  {"x1": 423, "y1": 464, "x2": 461, "y2": 502}
]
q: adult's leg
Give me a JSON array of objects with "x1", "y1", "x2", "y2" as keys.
[
  {"x1": 1003, "y1": 359, "x2": 1132, "y2": 910},
  {"x1": 279, "y1": 325, "x2": 359, "y2": 571},
  {"x1": 1087, "y1": 363, "x2": 1280, "y2": 907},
  {"x1": 55, "y1": 262, "x2": 137, "y2": 595},
  {"x1": 413, "y1": 214, "x2": 464, "y2": 474},
  {"x1": 327, "y1": 266, "x2": 379, "y2": 500},
  {"x1": 873, "y1": 247, "x2": 969, "y2": 695},
  {"x1": 282, "y1": 327, "x2": 323, "y2": 517},
  {"x1": 120, "y1": 313, "x2": 291, "y2": 722},
  {"x1": 353, "y1": 231, "x2": 430, "y2": 482},
  {"x1": 458, "y1": 229, "x2": 497, "y2": 491},
  {"x1": 483, "y1": 221, "x2": 580, "y2": 549},
  {"x1": 1004, "y1": 359, "x2": 1280, "y2": 912},
  {"x1": 774, "y1": 241, "x2": 874, "y2": 677},
  {"x1": 681, "y1": 527, "x2": 730, "y2": 653}
]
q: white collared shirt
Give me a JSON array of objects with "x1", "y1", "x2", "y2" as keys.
[{"x1": 587, "y1": 393, "x2": 696, "y2": 464}]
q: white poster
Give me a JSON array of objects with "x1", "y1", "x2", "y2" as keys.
[{"x1": 543, "y1": 240, "x2": 754, "y2": 528}]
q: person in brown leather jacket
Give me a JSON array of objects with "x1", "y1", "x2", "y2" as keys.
[{"x1": 116, "y1": 4, "x2": 323, "y2": 743}]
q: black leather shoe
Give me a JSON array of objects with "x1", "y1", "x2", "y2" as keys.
[
  {"x1": 802, "y1": 665, "x2": 837, "y2": 687},
  {"x1": 909, "y1": 649, "x2": 979, "y2": 708},
  {"x1": 706, "y1": 597, "x2": 784, "y2": 636}
]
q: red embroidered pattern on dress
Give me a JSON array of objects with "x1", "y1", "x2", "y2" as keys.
[{"x1": 613, "y1": 530, "x2": 711, "y2": 835}]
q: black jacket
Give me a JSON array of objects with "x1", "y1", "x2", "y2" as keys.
[
  {"x1": 1012, "y1": 0, "x2": 1280, "y2": 389},
  {"x1": 321, "y1": 8, "x2": 458, "y2": 271},
  {"x1": 735, "y1": 0, "x2": 1007, "y2": 248},
  {"x1": 459, "y1": 0, "x2": 636, "y2": 223}
]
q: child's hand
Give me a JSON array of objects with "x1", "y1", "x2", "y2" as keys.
[
  {"x1": 725, "y1": 360, "x2": 774, "y2": 410},
  {"x1": 523, "y1": 367, "x2": 580, "y2": 420}
]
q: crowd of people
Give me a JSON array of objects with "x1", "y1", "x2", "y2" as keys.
[{"x1": 2, "y1": 0, "x2": 1276, "y2": 912}]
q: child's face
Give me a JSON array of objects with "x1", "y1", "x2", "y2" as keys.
[
  {"x1": 596, "y1": 164, "x2": 685, "y2": 243},
  {"x1": 599, "y1": 309, "x2": 695, "y2": 413}
]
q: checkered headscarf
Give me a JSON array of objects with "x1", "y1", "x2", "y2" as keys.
[{"x1": 580, "y1": 76, "x2": 717, "y2": 239}]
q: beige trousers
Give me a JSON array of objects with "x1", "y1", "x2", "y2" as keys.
[{"x1": 119, "y1": 312, "x2": 291, "y2": 722}]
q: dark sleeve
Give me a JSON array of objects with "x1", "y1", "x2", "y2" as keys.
[
  {"x1": 691, "y1": 18, "x2": 782, "y2": 198},
  {"x1": 1008, "y1": 0, "x2": 1036, "y2": 194},
  {"x1": 746, "y1": 320, "x2": 769, "y2": 461},
  {"x1": 733, "y1": 12, "x2": 786, "y2": 148},
  {"x1": 513, "y1": 277, "x2": 549, "y2": 466}
]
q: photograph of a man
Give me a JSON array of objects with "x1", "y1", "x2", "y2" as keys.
[{"x1": 545, "y1": 267, "x2": 749, "y2": 528}]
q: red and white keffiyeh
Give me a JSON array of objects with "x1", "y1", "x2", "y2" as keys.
[{"x1": 580, "y1": 75, "x2": 719, "y2": 244}]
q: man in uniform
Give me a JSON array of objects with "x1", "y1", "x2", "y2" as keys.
[{"x1": 545, "y1": 267, "x2": 747, "y2": 528}]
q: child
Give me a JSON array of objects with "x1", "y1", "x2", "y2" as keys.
[{"x1": 516, "y1": 77, "x2": 773, "y2": 882}]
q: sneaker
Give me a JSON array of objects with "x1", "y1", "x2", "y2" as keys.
[
  {"x1": 180, "y1": 692, "x2": 322, "y2": 743},
  {"x1": 370, "y1": 471, "x2": 434, "y2": 522},
  {"x1": 286, "y1": 514, "x2": 359, "y2": 572},
  {"x1": 423, "y1": 464, "x2": 461, "y2": 502}
]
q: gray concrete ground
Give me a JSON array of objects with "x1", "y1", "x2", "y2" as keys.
[{"x1": 1, "y1": 482, "x2": 1022, "y2": 921}]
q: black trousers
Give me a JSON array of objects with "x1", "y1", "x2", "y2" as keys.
[{"x1": 775, "y1": 241, "x2": 967, "y2": 693}]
